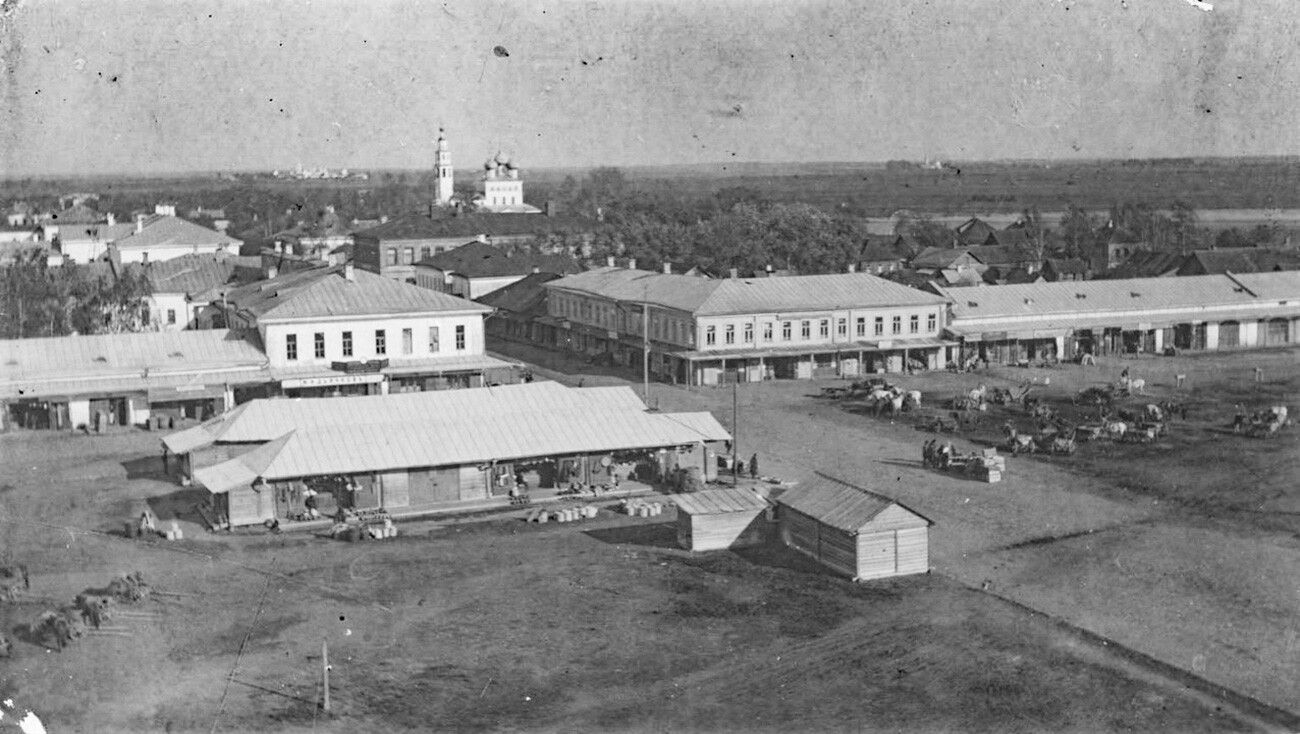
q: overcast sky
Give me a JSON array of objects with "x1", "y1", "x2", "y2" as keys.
[{"x1": 2, "y1": 0, "x2": 1297, "y2": 176}]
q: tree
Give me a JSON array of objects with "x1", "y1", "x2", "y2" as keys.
[{"x1": 1059, "y1": 205, "x2": 1100, "y2": 260}]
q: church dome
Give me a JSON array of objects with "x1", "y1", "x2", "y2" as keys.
[
  {"x1": 494, "y1": 151, "x2": 510, "y2": 166},
  {"x1": 484, "y1": 158, "x2": 496, "y2": 171}
]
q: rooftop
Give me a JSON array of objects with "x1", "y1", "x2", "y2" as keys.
[
  {"x1": 476, "y1": 272, "x2": 561, "y2": 316},
  {"x1": 774, "y1": 475, "x2": 931, "y2": 533},
  {"x1": 134, "y1": 254, "x2": 261, "y2": 295},
  {"x1": 0, "y1": 329, "x2": 266, "y2": 387},
  {"x1": 546, "y1": 267, "x2": 946, "y2": 316},
  {"x1": 111, "y1": 216, "x2": 242, "y2": 251},
  {"x1": 416, "y1": 241, "x2": 581, "y2": 278},
  {"x1": 223, "y1": 263, "x2": 491, "y2": 321},
  {"x1": 352, "y1": 211, "x2": 593, "y2": 241}
]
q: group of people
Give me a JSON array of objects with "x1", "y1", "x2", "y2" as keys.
[{"x1": 921, "y1": 439, "x2": 955, "y2": 469}]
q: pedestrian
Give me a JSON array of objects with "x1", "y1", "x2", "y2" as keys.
[
  {"x1": 1233, "y1": 403, "x2": 1246, "y2": 433},
  {"x1": 1120, "y1": 367, "x2": 1130, "y2": 382},
  {"x1": 749, "y1": 453, "x2": 758, "y2": 479},
  {"x1": 922, "y1": 440, "x2": 933, "y2": 468},
  {"x1": 1254, "y1": 367, "x2": 1263, "y2": 383}
]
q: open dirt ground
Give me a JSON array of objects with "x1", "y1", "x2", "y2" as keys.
[{"x1": 0, "y1": 344, "x2": 1295, "y2": 732}]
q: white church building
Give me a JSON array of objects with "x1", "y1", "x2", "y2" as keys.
[{"x1": 433, "y1": 129, "x2": 541, "y2": 215}]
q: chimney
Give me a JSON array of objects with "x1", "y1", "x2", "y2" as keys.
[
  {"x1": 141, "y1": 252, "x2": 149, "y2": 265},
  {"x1": 380, "y1": 215, "x2": 389, "y2": 224},
  {"x1": 274, "y1": 241, "x2": 283, "y2": 254},
  {"x1": 106, "y1": 212, "x2": 116, "y2": 226},
  {"x1": 532, "y1": 266, "x2": 540, "y2": 274},
  {"x1": 765, "y1": 264, "x2": 774, "y2": 277},
  {"x1": 847, "y1": 263, "x2": 856, "y2": 273},
  {"x1": 627, "y1": 258, "x2": 637, "y2": 270},
  {"x1": 267, "y1": 265, "x2": 279, "y2": 279},
  {"x1": 729, "y1": 268, "x2": 738, "y2": 279},
  {"x1": 662, "y1": 262, "x2": 672, "y2": 275},
  {"x1": 606, "y1": 256, "x2": 615, "y2": 267},
  {"x1": 135, "y1": 214, "x2": 146, "y2": 233},
  {"x1": 344, "y1": 262, "x2": 355, "y2": 281}
]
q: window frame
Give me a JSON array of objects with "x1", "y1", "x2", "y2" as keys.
[
  {"x1": 375, "y1": 329, "x2": 387, "y2": 356},
  {"x1": 342, "y1": 330, "x2": 353, "y2": 357},
  {"x1": 314, "y1": 332, "x2": 325, "y2": 359},
  {"x1": 454, "y1": 324, "x2": 466, "y2": 350},
  {"x1": 285, "y1": 333, "x2": 298, "y2": 361}
]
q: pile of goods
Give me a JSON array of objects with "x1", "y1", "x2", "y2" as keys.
[
  {"x1": 527, "y1": 505, "x2": 598, "y2": 523},
  {"x1": 620, "y1": 499, "x2": 665, "y2": 517}
]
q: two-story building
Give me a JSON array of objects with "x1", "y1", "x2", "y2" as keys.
[
  {"x1": 543, "y1": 266, "x2": 953, "y2": 386},
  {"x1": 213, "y1": 262, "x2": 515, "y2": 397}
]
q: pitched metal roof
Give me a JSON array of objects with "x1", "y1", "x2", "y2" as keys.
[
  {"x1": 415, "y1": 241, "x2": 580, "y2": 278},
  {"x1": 938, "y1": 272, "x2": 1300, "y2": 323},
  {"x1": 0, "y1": 329, "x2": 266, "y2": 382},
  {"x1": 223, "y1": 264, "x2": 490, "y2": 320},
  {"x1": 110, "y1": 216, "x2": 241, "y2": 250},
  {"x1": 476, "y1": 272, "x2": 560, "y2": 316},
  {"x1": 136, "y1": 254, "x2": 259, "y2": 295},
  {"x1": 188, "y1": 383, "x2": 730, "y2": 484},
  {"x1": 911, "y1": 247, "x2": 978, "y2": 269},
  {"x1": 546, "y1": 267, "x2": 946, "y2": 316},
  {"x1": 194, "y1": 432, "x2": 294, "y2": 494},
  {"x1": 1183, "y1": 248, "x2": 1300, "y2": 275},
  {"x1": 671, "y1": 487, "x2": 770, "y2": 515},
  {"x1": 775, "y1": 475, "x2": 930, "y2": 533}
]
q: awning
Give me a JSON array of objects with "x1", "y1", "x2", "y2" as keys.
[
  {"x1": 382, "y1": 354, "x2": 514, "y2": 377},
  {"x1": 668, "y1": 337, "x2": 956, "y2": 361},
  {"x1": 148, "y1": 385, "x2": 227, "y2": 403},
  {"x1": 193, "y1": 460, "x2": 258, "y2": 495},
  {"x1": 162, "y1": 425, "x2": 216, "y2": 454}
]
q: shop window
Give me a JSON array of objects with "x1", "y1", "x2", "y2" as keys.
[
  {"x1": 314, "y1": 332, "x2": 325, "y2": 359},
  {"x1": 342, "y1": 331, "x2": 353, "y2": 357},
  {"x1": 286, "y1": 334, "x2": 298, "y2": 361},
  {"x1": 375, "y1": 329, "x2": 386, "y2": 355},
  {"x1": 402, "y1": 328, "x2": 413, "y2": 355},
  {"x1": 455, "y1": 324, "x2": 466, "y2": 350}
]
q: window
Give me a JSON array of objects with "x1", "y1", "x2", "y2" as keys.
[
  {"x1": 314, "y1": 332, "x2": 325, "y2": 359},
  {"x1": 342, "y1": 331, "x2": 353, "y2": 357},
  {"x1": 375, "y1": 329, "x2": 386, "y2": 355},
  {"x1": 910, "y1": 315, "x2": 919, "y2": 334},
  {"x1": 402, "y1": 328, "x2": 413, "y2": 355},
  {"x1": 892, "y1": 316, "x2": 901, "y2": 335},
  {"x1": 429, "y1": 326, "x2": 440, "y2": 353},
  {"x1": 387, "y1": 248, "x2": 398, "y2": 266},
  {"x1": 763, "y1": 322, "x2": 773, "y2": 342},
  {"x1": 725, "y1": 325, "x2": 735, "y2": 345},
  {"x1": 402, "y1": 248, "x2": 414, "y2": 265},
  {"x1": 706, "y1": 325, "x2": 716, "y2": 345},
  {"x1": 927, "y1": 313, "x2": 937, "y2": 332},
  {"x1": 782, "y1": 321, "x2": 792, "y2": 341},
  {"x1": 285, "y1": 334, "x2": 298, "y2": 361},
  {"x1": 166, "y1": 309, "x2": 176, "y2": 325},
  {"x1": 455, "y1": 324, "x2": 466, "y2": 350},
  {"x1": 743, "y1": 323, "x2": 754, "y2": 343},
  {"x1": 801, "y1": 321, "x2": 811, "y2": 340},
  {"x1": 819, "y1": 320, "x2": 830, "y2": 339},
  {"x1": 837, "y1": 318, "x2": 847, "y2": 337},
  {"x1": 856, "y1": 317, "x2": 866, "y2": 337},
  {"x1": 874, "y1": 317, "x2": 884, "y2": 336},
  {"x1": 420, "y1": 247, "x2": 431, "y2": 261}
]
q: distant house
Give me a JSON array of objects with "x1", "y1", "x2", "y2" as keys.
[
  {"x1": 351, "y1": 209, "x2": 594, "y2": 282},
  {"x1": 103, "y1": 215, "x2": 242, "y2": 265},
  {"x1": 954, "y1": 217, "x2": 1000, "y2": 246},
  {"x1": 981, "y1": 266, "x2": 1043, "y2": 286},
  {"x1": 1041, "y1": 258, "x2": 1089, "y2": 282},
  {"x1": 1176, "y1": 248, "x2": 1300, "y2": 277},
  {"x1": 1095, "y1": 225, "x2": 1148, "y2": 270},
  {"x1": 775, "y1": 476, "x2": 932, "y2": 581},
  {"x1": 1101, "y1": 250, "x2": 1185, "y2": 279},
  {"x1": 856, "y1": 234, "x2": 913, "y2": 275},
  {"x1": 965, "y1": 244, "x2": 1042, "y2": 274},
  {"x1": 6, "y1": 202, "x2": 35, "y2": 228},
  {"x1": 271, "y1": 206, "x2": 355, "y2": 261},
  {"x1": 413, "y1": 240, "x2": 581, "y2": 299},
  {"x1": 910, "y1": 246, "x2": 984, "y2": 275}
]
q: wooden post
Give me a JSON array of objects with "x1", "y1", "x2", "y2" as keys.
[{"x1": 321, "y1": 638, "x2": 331, "y2": 712}]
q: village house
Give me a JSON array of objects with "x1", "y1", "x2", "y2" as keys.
[
  {"x1": 542, "y1": 264, "x2": 953, "y2": 386},
  {"x1": 136, "y1": 253, "x2": 262, "y2": 331},
  {"x1": 413, "y1": 240, "x2": 581, "y2": 299},
  {"x1": 938, "y1": 270, "x2": 1300, "y2": 364},
  {"x1": 1175, "y1": 247, "x2": 1300, "y2": 276},
  {"x1": 206, "y1": 262, "x2": 514, "y2": 398},
  {"x1": 166, "y1": 382, "x2": 730, "y2": 527},
  {"x1": 476, "y1": 271, "x2": 561, "y2": 345}
]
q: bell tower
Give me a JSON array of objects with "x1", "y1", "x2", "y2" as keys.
[{"x1": 436, "y1": 127, "x2": 454, "y2": 206}]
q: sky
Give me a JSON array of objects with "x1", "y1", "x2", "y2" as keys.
[{"x1": 1, "y1": 0, "x2": 1298, "y2": 176}]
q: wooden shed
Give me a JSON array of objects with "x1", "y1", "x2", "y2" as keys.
[
  {"x1": 672, "y1": 488, "x2": 772, "y2": 551},
  {"x1": 774, "y1": 476, "x2": 932, "y2": 581}
]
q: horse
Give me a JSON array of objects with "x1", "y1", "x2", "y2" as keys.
[{"x1": 1002, "y1": 422, "x2": 1037, "y2": 454}]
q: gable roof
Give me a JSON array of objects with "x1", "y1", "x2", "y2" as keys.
[
  {"x1": 911, "y1": 246, "x2": 980, "y2": 270},
  {"x1": 1101, "y1": 250, "x2": 1186, "y2": 279},
  {"x1": 955, "y1": 217, "x2": 998, "y2": 246},
  {"x1": 111, "y1": 216, "x2": 242, "y2": 251},
  {"x1": 136, "y1": 254, "x2": 261, "y2": 295},
  {"x1": 46, "y1": 204, "x2": 104, "y2": 225},
  {"x1": 416, "y1": 240, "x2": 580, "y2": 278},
  {"x1": 775, "y1": 475, "x2": 931, "y2": 532},
  {"x1": 965, "y1": 244, "x2": 1040, "y2": 267},
  {"x1": 0, "y1": 329, "x2": 266, "y2": 385},
  {"x1": 352, "y1": 211, "x2": 594, "y2": 242},
  {"x1": 475, "y1": 272, "x2": 560, "y2": 316},
  {"x1": 545, "y1": 267, "x2": 945, "y2": 316},
  {"x1": 671, "y1": 487, "x2": 770, "y2": 515},
  {"x1": 223, "y1": 264, "x2": 491, "y2": 321},
  {"x1": 1181, "y1": 248, "x2": 1300, "y2": 275},
  {"x1": 857, "y1": 234, "x2": 911, "y2": 263}
]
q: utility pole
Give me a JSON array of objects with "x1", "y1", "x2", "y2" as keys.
[
  {"x1": 642, "y1": 288, "x2": 650, "y2": 404},
  {"x1": 321, "y1": 638, "x2": 331, "y2": 713},
  {"x1": 732, "y1": 380, "x2": 738, "y2": 486}
]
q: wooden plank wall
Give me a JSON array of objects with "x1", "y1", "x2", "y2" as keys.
[
  {"x1": 382, "y1": 471, "x2": 410, "y2": 509},
  {"x1": 895, "y1": 527, "x2": 929, "y2": 575},
  {"x1": 686, "y1": 511, "x2": 766, "y2": 552},
  {"x1": 818, "y1": 526, "x2": 859, "y2": 578},
  {"x1": 855, "y1": 531, "x2": 897, "y2": 580},
  {"x1": 458, "y1": 466, "x2": 487, "y2": 501}
]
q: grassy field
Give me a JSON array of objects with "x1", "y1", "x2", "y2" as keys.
[{"x1": 0, "y1": 344, "x2": 1296, "y2": 732}]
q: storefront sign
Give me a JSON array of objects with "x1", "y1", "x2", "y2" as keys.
[
  {"x1": 282, "y1": 373, "x2": 384, "y2": 389},
  {"x1": 330, "y1": 359, "x2": 388, "y2": 374}
]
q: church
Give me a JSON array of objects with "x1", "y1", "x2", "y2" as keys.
[{"x1": 434, "y1": 129, "x2": 541, "y2": 214}]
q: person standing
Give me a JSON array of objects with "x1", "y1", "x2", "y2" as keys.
[{"x1": 749, "y1": 453, "x2": 758, "y2": 479}]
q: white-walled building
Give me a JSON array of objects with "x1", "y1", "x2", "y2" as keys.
[
  {"x1": 413, "y1": 240, "x2": 580, "y2": 299},
  {"x1": 215, "y1": 262, "x2": 513, "y2": 397},
  {"x1": 543, "y1": 266, "x2": 953, "y2": 385},
  {"x1": 139, "y1": 254, "x2": 261, "y2": 331}
]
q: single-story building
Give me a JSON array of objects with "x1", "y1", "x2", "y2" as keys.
[
  {"x1": 774, "y1": 476, "x2": 931, "y2": 581},
  {"x1": 0, "y1": 330, "x2": 270, "y2": 431},
  {"x1": 174, "y1": 381, "x2": 731, "y2": 527},
  {"x1": 672, "y1": 487, "x2": 772, "y2": 551}
]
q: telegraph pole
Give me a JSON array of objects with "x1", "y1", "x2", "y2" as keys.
[
  {"x1": 732, "y1": 380, "x2": 738, "y2": 486},
  {"x1": 642, "y1": 288, "x2": 650, "y2": 404},
  {"x1": 321, "y1": 638, "x2": 331, "y2": 713}
]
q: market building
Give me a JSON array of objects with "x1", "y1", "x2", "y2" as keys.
[
  {"x1": 168, "y1": 382, "x2": 730, "y2": 527},
  {"x1": 0, "y1": 330, "x2": 269, "y2": 431},
  {"x1": 938, "y1": 271, "x2": 1300, "y2": 364},
  {"x1": 209, "y1": 262, "x2": 515, "y2": 398},
  {"x1": 542, "y1": 265, "x2": 954, "y2": 386}
]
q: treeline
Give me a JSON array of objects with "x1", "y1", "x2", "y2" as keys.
[{"x1": 0, "y1": 251, "x2": 151, "y2": 339}]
